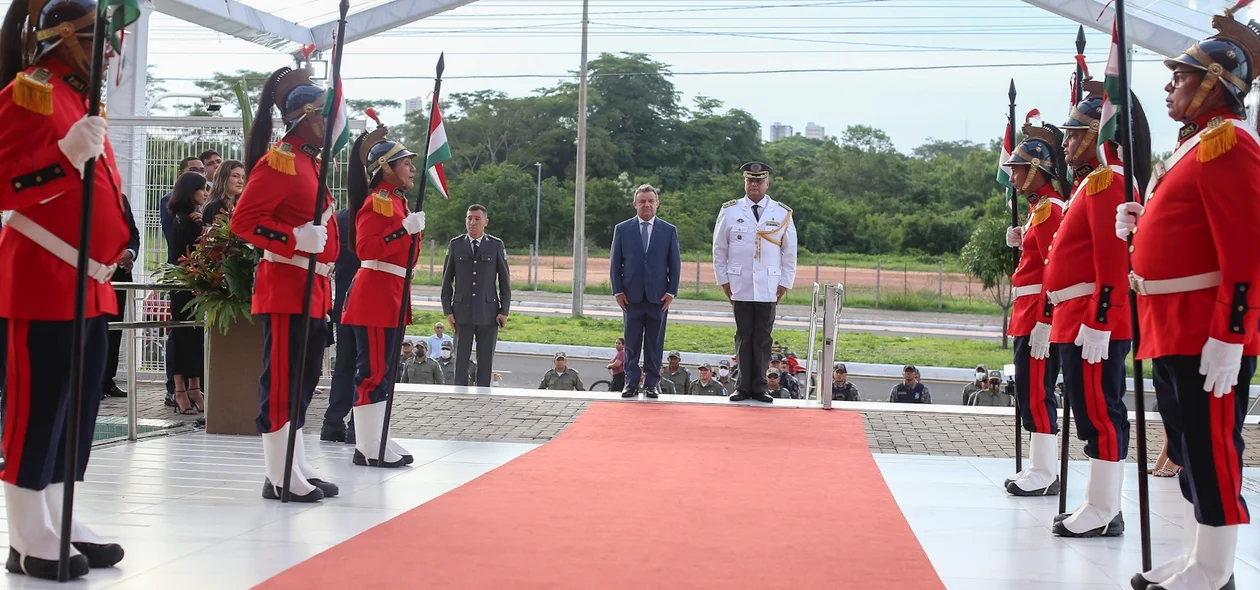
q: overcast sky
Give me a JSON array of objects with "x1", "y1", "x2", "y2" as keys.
[{"x1": 50, "y1": 0, "x2": 1257, "y2": 153}]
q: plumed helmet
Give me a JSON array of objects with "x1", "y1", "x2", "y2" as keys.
[
  {"x1": 1005, "y1": 116, "x2": 1065, "y2": 181},
  {"x1": 31, "y1": 0, "x2": 96, "y2": 64},
  {"x1": 272, "y1": 66, "x2": 325, "y2": 127},
  {"x1": 1164, "y1": 4, "x2": 1260, "y2": 115},
  {"x1": 366, "y1": 140, "x2": 417, "y2": 180},
  {"x1": 1062, "y1": 95, "x2": 1103, "y2": 130}
]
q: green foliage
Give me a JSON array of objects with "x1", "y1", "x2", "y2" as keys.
[
  {"x1": 961, "y1": 217, "x2": 1015, "y2": 293},
  {"x1": 158, "y1": 216, "x2": 261, "y2": 334}
]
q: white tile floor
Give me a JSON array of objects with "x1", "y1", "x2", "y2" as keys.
[
  {"x1": 0, "y1": 434, "x2": 1256, "y2": 589},
  {"x1": 877, "y1": 454, "x2": 1260, "y2": 590}
]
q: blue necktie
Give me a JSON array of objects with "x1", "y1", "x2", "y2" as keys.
[{"x1": 640, "y1": 221, "x2": 650, "y2": 252}]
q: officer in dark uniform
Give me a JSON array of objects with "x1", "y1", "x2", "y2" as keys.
[
  {"x1": 103, "y1": 195, "x2": 140, "y2": 398},
  {"x1": 889, "y1": 365, "x2": 931, "y2": 403},
  {"x1": 441, "y1": 204, "x2": 511, "y2": 387},
  {"x1": 322, "y1": 205, "x2": 359, "y2": 443},
  {"x1": 0, "y1": 0, "x2": 130, "y2": 578}
]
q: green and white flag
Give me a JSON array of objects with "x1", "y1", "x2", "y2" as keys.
[
  {"x1": 1098, "y1": 21, "x2": 1122, "y2": 165},
  {"x1": 425, "y1": 101, "x2": 452, "y2": 198},
  {"x1": 100, "y1": 0, "x2": 141, "y2": 53},
  {"x1": 997, "y1": 119, "x2": 1014, "y2": 190},
  {"x1": 323, "y1": 34, "x2": 350, "y2": 156}
]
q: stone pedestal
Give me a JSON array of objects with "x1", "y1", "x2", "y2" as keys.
[{"x1": 205, "y1": 320, "x2": 262, "y2": 435}]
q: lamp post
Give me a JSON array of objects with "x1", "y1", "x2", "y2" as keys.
[
  {"x1": 535, "y1": 162, "x2": 542, "y2": 291},
  {"x1": 571, "y1": 0, "x2": 589, "y2": 317}
]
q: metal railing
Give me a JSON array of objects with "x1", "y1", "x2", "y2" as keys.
[
  {"x1": 803, "y1": 282, "x2": 845, "y2": 407},
  {"x1": 110, "y1": 282, "x2": 200, "y2": 441}
]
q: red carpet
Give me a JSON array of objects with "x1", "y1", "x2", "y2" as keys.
[{"x1": 260, "y1": 403, "x2": 943, "y2": 589}]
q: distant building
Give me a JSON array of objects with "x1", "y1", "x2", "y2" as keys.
[
  {"x1": 805, "y1": 122, "x2": 825, "y2": 140},
  {"x1": 769, "y1": 122, "x2": 793, "y2": 142},
  {"x1": 404, "y1": 96, "x2": 424, "y2": 116}
]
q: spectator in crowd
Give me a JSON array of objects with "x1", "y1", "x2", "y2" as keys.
[
  {"x1": 889, "y1": 365, "x2": 931, "y2": 404},
  {"x1": 539, "y1": 352, "x2": 584, "y2": 391},
  {"x1": 160, "y1": 156, "x2": 205, "y2": 407},
  {"x1": 769, "y1": 353, "x2": 801, "y2": 398},
  {"x1": 1150, "y1": 438, "x2": 1182, "y2": 478},
  {"x1": 103, "y1": 194, "x2": 140, "y2": 399},
  {"x1": 438, "y1": 341, "x2": 476, "y2": 385},
  {"x1": 199, "y1": 149, "x2": 222, "y2": 183},
  {"x1": 831, "y1": 363, "x2": 861, "y2": 401},
  {"x1": 766, "y1": 368, "x2": 796, "y2": 399},
  {"x1": 427, "y1": 322, "x2": 452, "y2": 360},
  {"x1": 402, "y1": 342, "x2": 444, "y2": 385},
  {"x1": 969, "y1": 370, "x2": 1012, "y2": 407},
  {"x1": 166, "y1": 172, "x2": 209, "y2": 415},
  {"x1": 607, "y1": 337, "x2": 626, "y2": 393},
  {"x1": 961, "y1": 364, "x2": 988, "y2": 406},
  {"x1": 661, "y1": 350, "x2": 690, "y2": 394},
  {"x1": 689, "y1": 363, "x2": 724, "y2": 396},
  {"x1": 716, "y1": 359, "x2": 735, "y2": 394},
  {"x1": 399, "y1": 342, "x2": 416, "y2": 381},
  {"x1": 202, "y1": 159, "x2": 245, "y2": 225}
]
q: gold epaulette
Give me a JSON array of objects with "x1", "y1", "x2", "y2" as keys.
[
  {"x1": 371, "y1": 189, "x2": 394, "y2": 217},
  {"x1": 1197, "y1": 118, "x2": 1236, "y2": 163},
  {"x1": 1030, "y1": 200, "x2": 1052, "y2": 226},
  {"x1": 722, "y1": 199, "x2": 739, "y2": 208},
  {"x1": 264, "y1": 142, "x2": 296, "y2": 175},
  {"x1": 13, "y1": 69, "x2": 53, "y2": 115},
  {"x1": 778, "y1": 202, "x2": 792, "y2": 212},
  {"x1": 1085, "y1": 167, "x2": 1114, "y2": 196}
]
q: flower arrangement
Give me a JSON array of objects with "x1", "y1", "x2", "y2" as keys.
[{"x1": 158, "y1": 213, "x2": 259, "y2": 334}]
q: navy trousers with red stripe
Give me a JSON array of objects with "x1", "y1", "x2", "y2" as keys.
[
  {"x1": 351, "y1": 326, "x2": 399, "y2": 407},
  {"x1": 1059, "y1": 340, "x2": 1131, "y2": 462},
  {"x1": 0, "y1": 318, "x2": 107, "y2": 490},
  {"x1": 256, "y1": 314, "x2": 327, "y2": 433},
  {"x1": 1013, "y1": 336, "x2": 1061, "y2": 434},
  {"x1": 1153, "y1": 355, "x2": 1254, "y2": 527}
]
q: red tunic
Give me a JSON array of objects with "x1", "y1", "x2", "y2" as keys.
[
  {"x1": 1132, "y1": 108, "x2": 1260, "y2": 358},
  {"x1": 340, "y1": 183, "x2": 421, "y2": 327},
  {"x1": 0, "y1": 60, "x2": 129, "y2": 320},
  {"x1": 230, "y1": 136, "x2": 338, "y2": 318},
  {"x1": 1044, "y1": 145, "x2": 1135, "y2": 343},
  {"x1": 1009, "y1": 184, "x2": 1064, "y2": 337}
]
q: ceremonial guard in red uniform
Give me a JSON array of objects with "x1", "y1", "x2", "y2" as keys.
[
  {"x1": 340, "y1": 125, "x2": 424, "y2": 468},
  {"x1": 0, "y1": 0, "x2": 127, "y2": 579},
  {"x1": 1000, "y1": 117, "x2": 1067, "y2": 497},
  {"x1": 231, "y1": 65, "x2": 340, "y2": 503},
  {"x1": 1118, "y1": 6, "x2": 1260, "y2": 589},
  {"x1": 1045, "y1": 81, "x2": 1152, "y2": 539}
]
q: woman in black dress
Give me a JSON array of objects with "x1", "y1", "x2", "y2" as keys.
[
  {"x1": 167, "y1": 171, "x2": 209, "y2": 414},
  {"x1": 202, "y1": 159, "x2": 245, "y2": 225}
]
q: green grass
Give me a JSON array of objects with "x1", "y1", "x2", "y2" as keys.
[{"x1": 405, "y1": 309, "x2": 1154, "y2": 379}]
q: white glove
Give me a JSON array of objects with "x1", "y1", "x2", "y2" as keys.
[
  {"x1": 1199, "y1": 338, "x2": 1244, "y2": 397},
  {"x1": 1005, "y1": 226, "x2": 1024, "y2": 248},
  {"x1": 1074, "y1": 325, "x2": 1111, "y2": 364},
  {"x1": 1029, "y1": 322, "x2": 1052, "y2": 360},
  {"x1": 402, "y1": 211, "x2": 426, "y2": 235},
  {"x1": 293, "y1": 222, "x2": 328, "y2": 253},
  {"x1": 57, "y1": 115, "x2": 108, "y2": 175},
  {"x1": 1115, "y1": 202, "x2": 1144, "y2": 240}
]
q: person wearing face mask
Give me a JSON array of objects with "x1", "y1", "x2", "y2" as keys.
[
  {"x1": 231, "y1": 64, "x2": 340, "y2": 503},
  {"x1": 438, "y1": 340, "x2": 475, "y2": 385},
  {"x1": 961, "y1": 364, "x2": 988, "y2": 406},
  {"x1": 1117, "y1": 6, "x2": 1260, "y2": 589},
  {"x1": 1000, "y1": 116, "x2": 1068, "y2": 498},
  {"x1": 714, "y1": 359, "x2": 734, "y2": 395}
]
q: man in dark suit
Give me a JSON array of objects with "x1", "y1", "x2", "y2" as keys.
[
  {"x1": 322, "y1": 207, "x2": 360, "y2": 442},
  {"x1": 103, "y1": 195, "x2": 141, "y2": 398},
  {"x1": 441, "y1": 204, "x2": 511, "y2": 387},
  {"x1": 610, "y1": 184, "x2": 680, "y2": 399}
]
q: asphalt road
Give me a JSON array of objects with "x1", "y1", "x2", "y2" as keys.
[{"x1": 479, "y1": 352, "x2": 1236, "y2": 413}]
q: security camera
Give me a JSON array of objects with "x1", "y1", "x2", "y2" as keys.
[{"x1": 202, "y1": 95, "x2": 225, "y2": 113}]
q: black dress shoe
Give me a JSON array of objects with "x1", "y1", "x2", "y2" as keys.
[
  {"x1": 1146, "y1": 574, "x2": 1234, "y2": 590},
  {"x1": 104, "y1": 385, "x2": 128, "y2": 398},
  {"x1": 73, "y1": 542, "x2": 124, "y2": 568},
  {"x1": 164, "y1": 394, "x2": 177, "y2": 408},
  {"x1": 352, "y1": 449, "x2": 407, "y2": 468},
  {"x1": 1006, "y1": 476, "x2": 1061, "y2": 497},
  {"x1": 621, "y1": 388, "x2": 639, "y2": 398},
  {"x1": 319, "y1": 427, "x2": 347, "y2": 442},
  {"x1": 6, "y1": 547, "x2": 90, "y2": 580},
  {"x1": 307, "y1": 479, "x2": 339, "y2": 497},
  {"x1": 644, "y1": 387, "x2": 659, "y2": 399},
  {"x1": 729, "y1": 391, "x2": 749, "y2": 401},
  {"x1": 751, "y1": 392, "x2": 774, "y2": 403},
  {"x1": 1053, "y1": 511, "x2": 1124, "y2": 537},
  {"x1": 261, "y1": 479, "x2": 324, "y2": 502}
]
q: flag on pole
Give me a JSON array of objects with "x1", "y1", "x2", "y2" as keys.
[
  {"x1": 100, "y1": 0, "x2": 141, "y2": 54},
  {"x1": 1097, "y1": 21, "x2": 1122, "y2": 165},
  {"x1": 425, "y1": 101, "x2": 452, "y2": 199},
  {"x1": 322, "y1": 34, "x2": 350, "y2": 156},
  {"x1": 997, "y1": 119, "x2": 1014, "y2": 190}
]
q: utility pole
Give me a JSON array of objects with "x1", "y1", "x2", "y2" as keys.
[
  {"x1": 535, "y1": 162, "x2": 542, "y2": 291},
  {"x1": 571, "y1": 0, "x2": 590, "y2": 318}
]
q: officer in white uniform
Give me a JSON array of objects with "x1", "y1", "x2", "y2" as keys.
[{"x1": 712, "y1": 161, "x2": 798, "y2": 403}]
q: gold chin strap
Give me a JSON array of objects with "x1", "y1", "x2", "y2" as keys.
[
  {"x1": 1018, "y1": 162, "x2": 1040, "y2": 193},
  {"x1": 1184, "y1": 44, "x2": 1247, "y2": 118},
  {"x1": 373, "y1": 144, "x2": 408, "y2": 185},
  {"x1": 28, "y1": 9, "x2": 95, "y2": 77},
  {"x1": 283, "y1": 95, "x2": 327, "y2": 127},
  {"x1": 1070, "y1": 121, "x2": 1100, "y2": 162}
]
